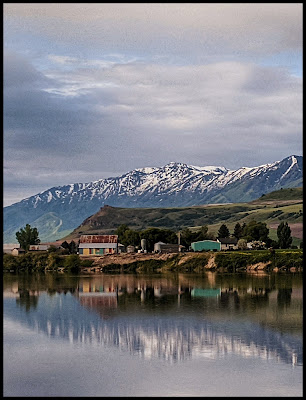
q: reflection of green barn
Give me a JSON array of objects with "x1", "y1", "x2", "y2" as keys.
[
  {"x1": 191, "y1": 288, "x2": 221, "y2": 297},
  {"x1": 191, "y1": 240, "x2": 221, "y2": 252}
]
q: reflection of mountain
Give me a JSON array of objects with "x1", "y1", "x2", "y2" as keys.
[{"x1": 4, "y1": 291, "x2": 302, "y2": 366}]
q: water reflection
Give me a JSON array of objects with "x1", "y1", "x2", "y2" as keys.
[{"x1": 3, "y1": 273, "x2": 303, "y2": 366}]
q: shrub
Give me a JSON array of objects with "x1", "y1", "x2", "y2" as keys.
[{"x1": 64, "y1": 254, "x2": 82, "y2": 272}]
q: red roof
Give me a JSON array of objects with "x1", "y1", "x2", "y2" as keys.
[{"x1": 79, "y1": 235, "x2": 118, "y2": 243}]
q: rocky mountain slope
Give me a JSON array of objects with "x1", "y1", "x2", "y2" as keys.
[{"x1": 4, "y1": 155, "x2": 303, "y2": 242}]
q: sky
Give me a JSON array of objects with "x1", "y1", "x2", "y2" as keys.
[{"x1": 3, "y1": 3, "x2": 303, "y2": 207}]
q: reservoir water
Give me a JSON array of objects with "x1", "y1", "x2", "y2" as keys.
[{"x1": 3, "y1": 272, "x2": 303, "y2": 397}]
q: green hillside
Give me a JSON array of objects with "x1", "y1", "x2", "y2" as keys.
[
  {"x1": 252, "y1": 187, "x2": 303, "y2": 202},
  {"x1": 63, "y1": 188, "x2": 303, "y2": 245}
]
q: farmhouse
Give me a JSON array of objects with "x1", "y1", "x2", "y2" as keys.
[
  {"x1": 78, "y1": 235, "x2": 118, "y2": 256},
  {"x1": 218, "y1": 237, "x2": 238, "y2": 251},
  {"x1": 28, "y1": 244, "x2": 50, "y2": 251}
]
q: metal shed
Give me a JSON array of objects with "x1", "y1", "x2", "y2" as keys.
[{"x1": 191, "y1": 240, "x2": 221, "y2": 252}]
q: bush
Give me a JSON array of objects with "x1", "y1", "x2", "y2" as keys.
[
  {"x1": 3, "y1": 254, "x2": 19, "y2": 271},
  {"x1": 64, "y1": 254, "x2": 82, "y2": 272},
  {"x1": 80, "y1": 259, "x2": 94, "y2": 268}
]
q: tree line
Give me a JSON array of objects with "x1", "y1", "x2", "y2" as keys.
[
  {"x1": 217, "y1": 221, "x2": 294, "y2": 249},
  {"x1": 12, "y1": 219, "x2": 296, "y2": 255},
  {"x1": 115, "y1": 220, "x2": 294, "y2": 250}
]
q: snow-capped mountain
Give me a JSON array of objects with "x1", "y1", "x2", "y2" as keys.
[{"x1": 3, "y1": 155, "x2": 303, "y2": 242}]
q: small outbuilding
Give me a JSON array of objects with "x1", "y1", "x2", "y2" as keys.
[
  {"x1": 118, "y1": 243, "x2": 125, "y2": 253},
  {"x1": 11, "y1": 248, "x2": 26, "y2": 256},
  {"x1": 127, "y1": 245, "x2": 135, "y2": 253},
  {"x1": 191, "y1": 240, "x2": 221, "y2": 252},
  {"x1": 154, "y1": 242, "x2": 183, "y2": 253}
]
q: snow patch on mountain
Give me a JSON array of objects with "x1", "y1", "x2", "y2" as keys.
[{"x1": 280, "y1": 156, "x2": 298, "y2": 180}]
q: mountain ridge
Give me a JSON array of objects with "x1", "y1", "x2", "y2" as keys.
[{"x1": 3, "y1": 155, "x2": 303, "y2": 242}]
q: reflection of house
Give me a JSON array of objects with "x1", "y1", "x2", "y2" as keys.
[
  {"x1": 154, "y1": 242, "x2": 183, "y2": 253},
  {"x1": 11, "y1": 247, "x2": 26, "y2": 256},
  {"x1": 28, "y1": 244, "x2": 50, "y2": 251},
  {"x1": 76, "y1": 280, "x2": 120, "y2": 319},
  {"x1": 78, "y1": 235, "x2": 118, "y2": 256},
  {"x1": 191, "y1": 240, "x2": 221, "y2": 252},
  {"x1": 218, "y1": 237, "x2": 238, "y2": 250}
]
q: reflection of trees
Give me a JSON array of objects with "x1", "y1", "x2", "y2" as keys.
[
  {"x1": 16, "y1": 290, "x2": 39, "y2": 312},
  {"x1": 4, "y1": 272, "x2": 302, "y2": 327},
  {"x1": 11, "y1": 273, "x2": 80, "y2": 295},
  {"x1": 277, "y1": 288, "x2": 292, "y2": 309},
  {"x1": 219, "y1": 291, "x2": 240, "y2": 309}
]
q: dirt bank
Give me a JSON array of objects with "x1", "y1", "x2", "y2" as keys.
[{"x1": 79, "y1": 250, "x2": 302, "y2": 273}]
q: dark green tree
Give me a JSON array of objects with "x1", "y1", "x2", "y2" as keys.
[
  {"x1": 242, "y1": 220, "x2": 270, "y2": 244},
  {"x1": 69, "y1": 240, "x2": 78, "y2": 254},
  {"x1": 241, "y1": 222, "x2": 247, "y2": 236},
  {"x1": 61, "y1": 241, "x2": 70, "y2": 254},
  {"x1": 180, "y1": 228, "x2": 198, "y2": 248},
  {"x1": 16, "y1": 224, "x2": 40, "y2": 252},
  {"x1": 61, "y1": 240, "x2": 78, "y2": 254},
  {"x1": 195, "y1": 225, "x2": 209, "y2": 241},
  {"x1": 233, "y1": 223, "x2": 243, "y2": 239},
  {"x1": 277, "y1": 222, "x2": 292, "y2": 249},
  {"x1": 122, "y1": 229, "x2": 140, "y2": 247},
  {"x1": 140, "y1": 228, "x2": 178, "y2": 251},
  {"x1": 217, "y1": 224, "x2": 230, "y2": 238},
  {"x1": 64, "y1": 254, "x2": 82, "y2": 272},
  {"x1": 115, "y1": 224, "x2": 130, "y2": 245}
]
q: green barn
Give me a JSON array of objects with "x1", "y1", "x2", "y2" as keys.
[{"x1": 191, "y1": 240, "x2": 221, "y2": 252}]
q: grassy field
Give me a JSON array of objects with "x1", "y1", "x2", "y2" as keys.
[{"x1": 190, "y1": 201, "x2": 303, "y2": 246}]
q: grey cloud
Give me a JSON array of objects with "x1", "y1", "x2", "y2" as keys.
[
  {"x1": 3, "y1": 50, "x2": 53, "y2": 90},
  {"x1": 3, "y1": 45, "x2": 302, "y2": 205},
  {"x1": 4, "y1": 4, "x2": 302, "y2": 58}
]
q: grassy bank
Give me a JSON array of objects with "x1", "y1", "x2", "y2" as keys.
[
  {"x1": 3, "y1": 249, "x2": 302, "y2": 274},
  {"x1": 3, "y1": 252, "x2": 94, "y2": 273},
  {"x1": 100, "y1": 249, "x2": 303, "y2": 273}
]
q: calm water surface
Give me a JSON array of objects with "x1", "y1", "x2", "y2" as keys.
[{"x1": 3, "y1": 271, "x2": 303, "y2": 397}]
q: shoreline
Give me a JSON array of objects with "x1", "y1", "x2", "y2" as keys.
[{"x1": 80, "y1": 251, "x2": 303, "y2": 273}]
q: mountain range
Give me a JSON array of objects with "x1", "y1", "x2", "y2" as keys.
[{"x1": 3, "y1": 155, "x2": 303, "y2": 243}]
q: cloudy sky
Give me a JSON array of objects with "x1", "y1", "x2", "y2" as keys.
[{"x1": 3, "y1": 3, "x2": 303, "y2": 206}]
